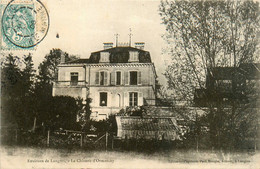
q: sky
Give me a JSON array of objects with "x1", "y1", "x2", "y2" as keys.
[{"x1": 1, "y1": 0, "x2": 170, "y2": 84}]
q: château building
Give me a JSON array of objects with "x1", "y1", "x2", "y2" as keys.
[{"x1": 53, "y1": 42, "x2": 158, "y2": 120}]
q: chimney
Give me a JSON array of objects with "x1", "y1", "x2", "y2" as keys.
[
  {"x1": 135, "y1": 42, "x2": 145, "y2": 50},
  {"x1": 60, "y1": 51, "x2": 65, "y2": 64},
  {"x1": 103, "y1": 42, "x2": 113, "y2": 49}
]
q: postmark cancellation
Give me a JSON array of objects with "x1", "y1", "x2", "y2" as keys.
[{"x1": 1, "y1": 0, "x2": 49, "y2": 50}]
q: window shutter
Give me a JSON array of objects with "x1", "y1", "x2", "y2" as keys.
[
  {"x1": 121, "y1": 71, "x2": 124, "y2": 85},
  {"x1": 125, "y1": 71, "x2": 129, "y2": 85},
  {"x1": 138, "y1": 71, "x2": 142, "y2": 85},
  {"x1": 138, "y1": 92, "x2": 143, "y2": 106},
  {"x1": 104, "y1": 71, "x2": 108, "y2": 85},
  {"x1": 124, "y1": 92, "x2": 128, "y2": 107},
  {"x1": 95, "y1": 72, "x2": 99, "y2": 85},
  {"x1": 111, "y1": 72, "x2": 115, "y2": 85}
]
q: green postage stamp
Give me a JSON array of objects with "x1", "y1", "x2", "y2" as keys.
[{"x1": 1, "y1": 0, "x2": 49, "y2": 50}]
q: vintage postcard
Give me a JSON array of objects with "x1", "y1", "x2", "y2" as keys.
[{"x1": 0, "y1": 0, "x2": 259, "y2": 168}]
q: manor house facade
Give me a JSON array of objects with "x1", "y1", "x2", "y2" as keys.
[{"x1": 53, "y1": 42, "x2": 158, "y2": 120}]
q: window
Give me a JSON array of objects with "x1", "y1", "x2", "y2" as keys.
[
  {"x1": 129, "y1": 92, "x2": 138, "y2": 106},
  {"x1": 130, "y1": 71, "x2": 137, "y2": 85},
  {"x1": 116, "y1": 71, "x2": 121, "y2": 85},
  {"x1": 100, "y1": 52, "x2": 110, "y2": 63},
  {"x1": 100, "y1": 92, "x2": 107, "y2": 106},
  {"x1": 129, "y1": 51, "x2": 139, "y2": 62},
  {"x1": 95, "y1": 71, "x2": 108, "y2": 85},
  {"x1": 100, "y1": 72, "x2": 105, "y2": 85},
  {"x1": 70, "y1": 72, "x2": 78, "y2": 85}
]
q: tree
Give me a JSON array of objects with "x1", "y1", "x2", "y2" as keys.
[
  {"x1": 38, "y1": 48, "x2": 78, "y2": 84},
  {"x1": 21, "y1": 53, "x2": 35, "y2": 95},
  {"x1": 1, "y1": 54, "x2": 36, "y2": 129},
  {"x1": 20, "y1": 54, "x2": 37, "y2": 130},
  {"x1": 159, "y1": 0, "x2": 259, "y2": 149},
  {"x1": 32, "y1": 49, "x2": 79, "y2": 130},
  {"x1": 42, "y1": 96, "x2": 80, "y2": 130},
  {"x1": 160, "y1": 0, "x2": 259, "y2": 101},
  {"x1": 1, "y1": 50, "x2": 83, "y2": 132},
  {"x1": 34, "y1": 48, "x2": 78, "y2": 118},
  {"x1": 76, "y1": 97, "x2": 92, "y2": 131},
  {"x1": 1, "y1": 54, "x2": 23, "y2": 128}
]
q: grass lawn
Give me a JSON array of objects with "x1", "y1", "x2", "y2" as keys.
[{"x1": 1, "y1": 145, "x2": 259, "y2": 169}]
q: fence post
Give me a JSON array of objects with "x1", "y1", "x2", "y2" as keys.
[
  {"x1": 255, "y1": 125, "x2": 257, "y2": 152},
  {"x1": 105, "y1": 132, "x2": 108, "y2": 152},
  {"x1": 125, "y1": 135, "x2": 129, "y2": 150},
  {"x1": 32, "y1": 117, "x2": 37, "y2": 132},
  {"x1": 111, "y1": 133, "x2": 114, "y2": 150},
  {"x1": 80, "y1": 133, "x2": 83, "y2": 147},
  {"x1": 15, "y1": 129, "x2": 18, "y2": 143},
  {"x1": 47, "y1": 130, "x2": 50, "y2": 147}
]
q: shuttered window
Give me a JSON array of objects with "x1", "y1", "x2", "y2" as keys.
[
  {"x1": 95, "y1": 71, "x2": 108, "y2": 85},
  {"x1": 100, "y1": 52, "x2": 110, "y2": 63},
  {"x1": 116, "y1": 71, "x2": 121, "y2": 85},
  {"x1": 130, "y1": 71, "x2": 137, "y2": 85},
  {"x1": 129, "y1": 51, "x2": 139, "y2": 62}
]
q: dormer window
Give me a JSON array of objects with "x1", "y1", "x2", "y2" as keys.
[
  {"x1": 129, "y1": 51, "x2": 139, "y2": 62},
  {"x1": 100, "y1": 52, "x2": 110, "y2": 63}
]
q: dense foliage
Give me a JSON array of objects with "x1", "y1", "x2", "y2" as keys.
[
  {"x1": 1, "y1": 50, "x2": 89, "y2": 132},
  {"x1": 118, "y1": 106, "x2": 147, "y2": 117}
]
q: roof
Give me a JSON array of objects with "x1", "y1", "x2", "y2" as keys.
[
  {"x1": 92, "y1": 46, "x2": 147, "y2": 54},
  {"x1": 62, "y1": 46, "x2": 152, "y2": 64},
  {"x1": 210, "y1": 67, "x2": 237, "y2": 80},
  {"x1": 89, "y1": 46, "x2": 151, "y2": 63},
  {"x1": 65, "y1": 59, "x2": 90, "y2": 64},
  {"x1": 115, "y1": 116, "x2": 180, "y2": 140},
  {"x1": 239, "y1": 63, "x2": 260, "y2": 79},
  {"x1": 208, "y1": 63, "x2": 260, "y2": 80}
]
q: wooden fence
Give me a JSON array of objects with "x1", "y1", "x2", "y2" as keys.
[{"x1": 0, "y1": 128, "x2": 116, "y2": 150}]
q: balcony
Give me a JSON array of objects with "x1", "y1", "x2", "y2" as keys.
[{"x1": 53, "y1": 81, "x2": 87, "y2": 87}]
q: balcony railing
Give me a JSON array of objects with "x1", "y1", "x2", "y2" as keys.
[{"x1": 53, "y1": 81, "x2": 87, "y2": 87}]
